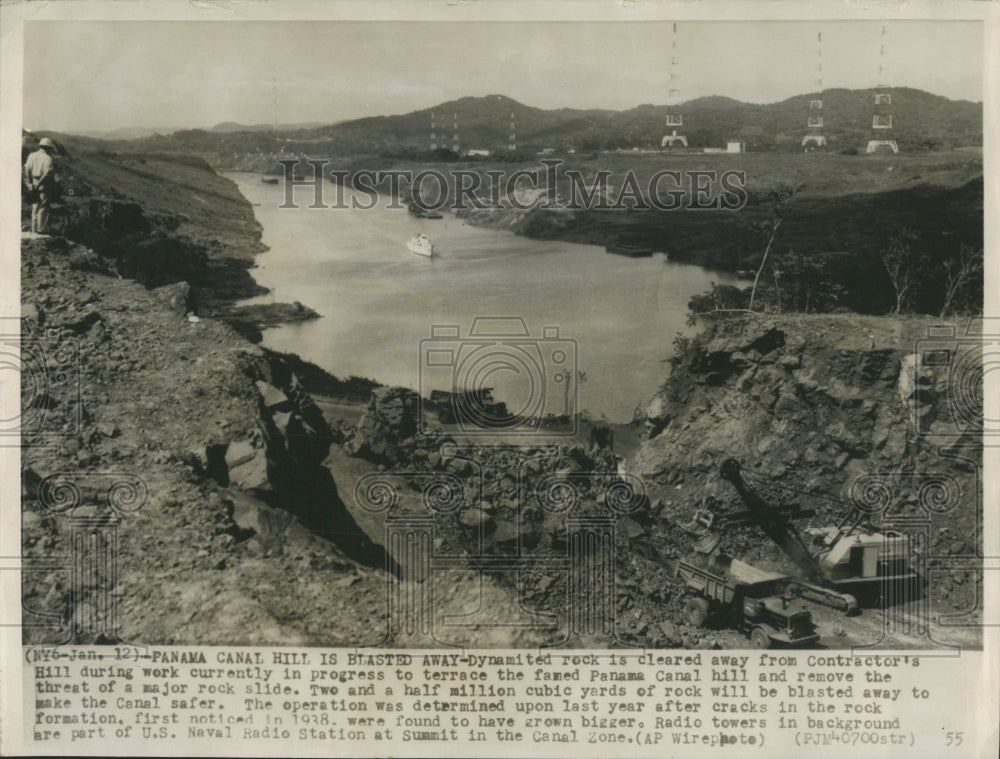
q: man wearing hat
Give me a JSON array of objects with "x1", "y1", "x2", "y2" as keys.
[{"x1": 23, "y1": 137, "x2": 58, "y2": 234}]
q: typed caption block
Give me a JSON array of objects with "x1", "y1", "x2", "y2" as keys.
[{"x1": 20, "y1": 646, "x2": 990, "y2": 757}]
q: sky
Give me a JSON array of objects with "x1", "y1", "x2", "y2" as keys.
[{"x1": 23, "y1": 19, "x2": 984, "y2": 133}]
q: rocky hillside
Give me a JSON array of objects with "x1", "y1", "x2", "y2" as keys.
[
  {"x1": 20, "y1": 132, "x2": 312, "y2": 334},
  {"x1": 19, "y1": 236, "x2": 393, "y2": 645},
  {"x1": 629, "y1": 314, "x2": 981, "y2": 631}
]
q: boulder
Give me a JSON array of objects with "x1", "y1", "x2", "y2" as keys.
[
  {"x1": 62, "y1": 311, "x2": 103, "y2": 335},
  {"x1": 658, "y1": 619, "x2": 680, "y2": 645},
  {"x1": 66, "y1": 245, "x2": 115, "y2": 275},
  {"x1": 255, "y1": 381, "x2": 289, "y2": 409},
  {"x1": 645, "y1": 394, "x2": 667, "y2": 420},
  {"x1": 271, "y1": 411, "x2": 293, "y2": 437},
  {"x1": 349, "y1": 386, "x2": 420, "y2": 462},
  {"x1": 225, "y1": 439, "x2": 270, "y2": 491},
  {"x1": 704, "y1": 325, "x2": 785, "y2": 362},
  {"x1": 826, "y1": 421, "x2": 870, "y2": 457},
  {"x1": 21, "y1": 302, "x2": 44, "y2": 332},
  {"x1": 619, "y1": 517, "x2": 645, "y2": 540},
  {"x1": 153, "y1": 281, "x2": 191, "y2": 316},
  {"x1": 226, "y1": 489, "x2": 291, "y2": 549},
  {"x1": 491, "y1": 519, "x2": 520, "y2": 545},
  {"x1": 458, "y1": 509, "x2": 484, "y2": 528},
  {"x1": 225, "y1": 439, "x2": 258, "y2": 469},
  {"x1": 773, "y1": 392, "x2": 800, "y2": 415}
]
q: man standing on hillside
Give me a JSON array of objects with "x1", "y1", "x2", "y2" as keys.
[{"x1": 23, "y1": 137, "x2": 57, "y2": 235}]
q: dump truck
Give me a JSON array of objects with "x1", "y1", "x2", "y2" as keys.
[
  {"x1": 683, "y1": 458, "x2": 917, "y2": 612},
  {"x1": 676, "y1": 555, "x2": 820, "y2": 648},
  {"x1": 717, "y1": 458, "x2": 920, "y2": 608}
]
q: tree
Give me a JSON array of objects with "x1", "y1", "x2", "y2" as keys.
[
  {"x1": 939, "y1": 244, "x2": 984, "y2": 317},
  {"x1": 879, "y1": 228, "x2": 924, "y2": 315},
  {"x1": 778, "y1": 249, "x2": 848, "y2": 313},
  {"x1": 747, "y1": 186, "x2": 799, "y2": 313}
]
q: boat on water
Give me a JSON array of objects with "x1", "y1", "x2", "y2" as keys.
[
  {"x1": 606, "y1": 243, "x2": 654, "y2": 258},
  {"x1": 407, "y1": 233, "x2": 435, "y2": 258},
  {"x1": 261, "y1": 176, "x2": 279, "y2": 184}
]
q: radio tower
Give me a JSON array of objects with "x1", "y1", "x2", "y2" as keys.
[
  {"x1": 452, "y1": 112, "x2": 460, "y2": 154},
  {"x1": 866, "y1": 25, "x2": 899, "y2": 154},
  {"x1": 430, "y1": 112, "x2": 437, "y2": 151},
  {"x1": 509, "y1": 111, "x2": 517, "y2": 152},
  {"x1": 802, "y1": 31, "x2": 827, "y2": 150},
  {"x1": 661, "y1": 22, "x2": 688, "y2": 149}
]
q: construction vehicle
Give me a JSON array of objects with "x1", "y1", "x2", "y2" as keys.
[
  {"x1": 676, "y1": 555, "x2": 820, "y2": 648},
  {"x1": 685, "y1": 458, "x2": 919, "y2": 612}
]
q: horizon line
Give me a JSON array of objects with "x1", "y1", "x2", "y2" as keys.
[{"x1": 31, "y1": 85, "x2": 984, "y2": 137}]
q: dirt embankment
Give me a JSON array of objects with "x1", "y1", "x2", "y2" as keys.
[
  {"x1": 19, "y1": 235, "x2": 397, "y2": 645},
  {"x1": 18, "y1": 234, "x2": 611, "y2": 648},
  {"x1": 25, "y1": 139, "x2": 319, "y2": 335},
  {"x1": 18, "y1": 141, "x2": 395, "y2": 646},
  {"x1": 627, "y1": 314, "x2": 981, "y2": 639}
]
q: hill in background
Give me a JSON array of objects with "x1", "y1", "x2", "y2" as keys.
[{"x1": 96, "y1": 89, "x2": 981, "y2": 157}]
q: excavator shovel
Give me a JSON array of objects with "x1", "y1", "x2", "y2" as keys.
[{"x1": 682, "y1": 507, "x2": 723, "y2": 554}]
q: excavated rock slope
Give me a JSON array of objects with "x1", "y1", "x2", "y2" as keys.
[
  {"x1": 19, "y1": 236, "x2": 389, "y2": 646},
  {"x1": 630, "y1": 314, "x2": 981, "y2": 633}
]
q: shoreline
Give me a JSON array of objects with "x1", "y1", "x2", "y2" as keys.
[
  {"x1": 223, "y1": 169, "x2": 731, "y2": 424},
  {"x1": 221, "y1": 169, "x2": 710, "y2": 426}
]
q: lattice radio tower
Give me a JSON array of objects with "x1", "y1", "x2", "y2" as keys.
[
  {"x1": 661, "y1": 22, "x2": 688, "y2": 149},
  {"x1": 867, "y1": 25, "x2": 899, "y2": 154},
  {"x1": 452, "y1": 112, "x2": 460, "y2": 154},
  {"x1": 430, "y1": 112, "x2": 437, "y2": 151},
  {"x1": 509, "y1": 111, "x2": 517, "y2": 152},
  {"x1": 803, "y1": 31, "x2": 827, "y2": 149}
]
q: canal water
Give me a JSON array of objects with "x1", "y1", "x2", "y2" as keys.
[{"x1": 230, "y1": 173, "x2": 737, "y2": 422}]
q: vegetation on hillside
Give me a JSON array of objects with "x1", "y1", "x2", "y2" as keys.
[{"x1": 90, "y1": 89, "x2": 981, "y2": 161}]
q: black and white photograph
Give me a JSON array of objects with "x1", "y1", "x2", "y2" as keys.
[{"x1": 2, "y1": 1, "x2": 997, "y2": 757}]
